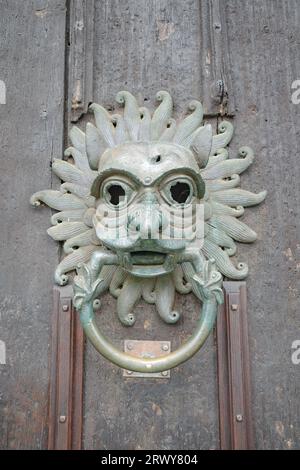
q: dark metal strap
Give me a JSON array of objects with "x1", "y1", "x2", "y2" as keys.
[
  {"x1": 217, "y1": 281, "x2": 254, "y2": 450},
  {"x1": 48, "y1": 286, "x2": 84, "y2": 450}
]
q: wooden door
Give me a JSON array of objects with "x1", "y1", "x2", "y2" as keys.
[
  {"x1": 0, "y1": 0, "x2": 66, "y2": 449},
  {"x1": 0, "y1": 0, "x2": 299, "y2": 450}
]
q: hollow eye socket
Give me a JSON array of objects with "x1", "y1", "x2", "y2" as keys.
[
  {"x1": 162, "y1": 179, "x2": 194, "y2": 206},
  {"x1": 170, "y1": 182, "x2": 191, "y2": 204},
  {"x1": 102, "y1": 181, "x2": 132, "y2": 207},
  {"x1": 107, "y1": 184, "x2": 125, "y2": 205}
]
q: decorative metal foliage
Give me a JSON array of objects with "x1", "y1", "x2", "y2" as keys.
[{"x1": 31, "y1": 91, "x2": 266, "y2": 325}]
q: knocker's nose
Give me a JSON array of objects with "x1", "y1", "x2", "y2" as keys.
[{"x1": 128, "y1": 192, "x2": 167, "y2": 239}]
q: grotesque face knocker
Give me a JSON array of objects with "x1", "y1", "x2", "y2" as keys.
[{"x1": 31, "y1": 91, "x2": 266, "y2": 373}]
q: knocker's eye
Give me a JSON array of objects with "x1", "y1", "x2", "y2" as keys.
[
  {"x1": 107, "y1": 185, "x2": 125, "y2": 205},
  {"x1": 161, "y1": 178, "x2": 194, "y2": 206},
  {"x1": 102, "y1": 181, "x2": 134, "y2": 208},
  {"x1": 170, "y1": 182, "x2": 190, "y2": 203}
]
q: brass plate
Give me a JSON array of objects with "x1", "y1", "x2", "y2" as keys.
[{"x1": 123, "y1": 340, "x2": 171, "y2": 378}]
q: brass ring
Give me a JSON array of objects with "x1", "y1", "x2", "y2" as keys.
[{"x1": 79, "y1": 297, "x2": 217, "y2": 373}]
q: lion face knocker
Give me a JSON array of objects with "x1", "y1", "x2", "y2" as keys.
[{"x1": 31, "y1": 91, "x2": 266, "y2": 373}]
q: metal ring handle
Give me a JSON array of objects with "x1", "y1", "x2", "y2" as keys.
[{"x1": 78, "y1": 297, "x2": 218, "y2": 373}]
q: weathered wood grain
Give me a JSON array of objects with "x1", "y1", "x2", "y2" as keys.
[
  {"x1": 0, "y1": 0, "x2": 66, "y2": 449},
  {"x1": 224, "y1": 0, "x2": 300, "y2": 449},
  {"x1": 68, "y1": 0, "x2": 94, "y2": 122},
  {"x1": 199, "y1": 0, "x2": 236, "y2": 116},
  {"x1": 91, "y1": 0, "x2": 233, "y2": 117}
]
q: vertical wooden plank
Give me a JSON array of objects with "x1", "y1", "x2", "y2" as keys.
[
  {"x1": 43, "y1": 0, "x2": 87, "y2": 451},
  {"x1": 48, "y1": 286, "x2": 84, "y2": 450},
  {"x1": 217, "y1": 282, "x2": 254, "y2": 449},
  {"x1": 225, "y1": 0, "x2": 300, "y2": 449},
  {"x1": 68, "y1": 0, "x2": 94, "y2": 122},
  {"x1": 0, "y1": 0, "x2": 66, "y2": 449},
  {"x1": 199, "y1": 0, "x2": 236, "y2": 116},
  {"x1": 83, "y1": 0, "x2": 220, "y2": 450}
]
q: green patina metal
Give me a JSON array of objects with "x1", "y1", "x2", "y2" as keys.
[{"x1": 30, "y1": 91, "x2": 266, "y2": 372}]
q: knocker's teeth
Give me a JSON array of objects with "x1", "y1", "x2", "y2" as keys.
[{"x1": 163, "y1": 254, "x2": 176, "y2": 271}]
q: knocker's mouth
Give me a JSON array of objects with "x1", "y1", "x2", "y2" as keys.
[
  {"x1": 119, "y1": 249, "x2": 177, "y2": 278},
  {"x1": 131, "y1": 250, "x2": 166, "y2": 263}
]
